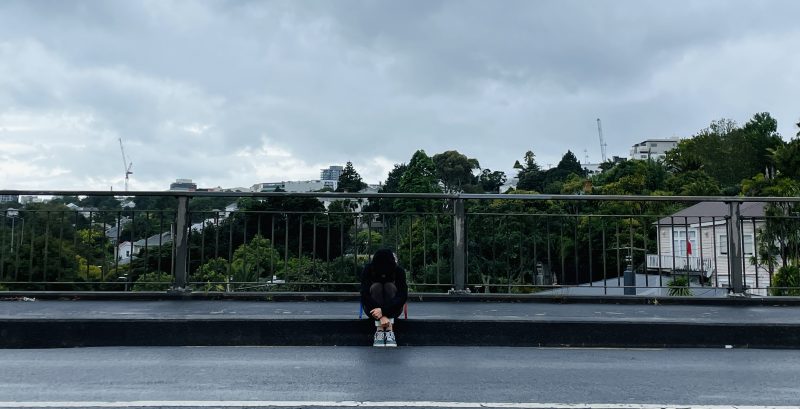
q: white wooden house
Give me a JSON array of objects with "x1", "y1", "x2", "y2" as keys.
[
  {"x1": 647, "y1": 202, "x2": 772, "y2": 296},
  {"x1": 115, "y1": 231, "x2": 174, "y2": 264}
]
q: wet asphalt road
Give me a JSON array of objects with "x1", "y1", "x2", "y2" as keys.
[{"x1": 1, "y1": 346, "x2": 799, "y2": 407}]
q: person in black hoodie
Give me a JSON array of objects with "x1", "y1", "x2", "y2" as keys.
[{"x1": 361, "y1": 248, "x2": 408, "y2": 347}]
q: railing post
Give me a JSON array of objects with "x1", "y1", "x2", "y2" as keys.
[
  {"x1": 170, "y1": 195, "x2": 190, "y2": 293},
  {"x1": 727, "y1": 201, "x2": 745, "y2": 296},
  {"x1": 451, "y1": 197, "x2": 468, "y2": 294}
]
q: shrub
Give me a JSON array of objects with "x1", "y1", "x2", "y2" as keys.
[
  {"x1": 132, "y1": 271, "x2": 172, "y2": 291},
  {"x1": 191, "y1": 258, "x2": 229, "y2": 292},
  {"x1": 770, "y1": 265, "x2": 800, "y2": 296},
  {"x1": 667, "y1": 275, "x2": 692, "y2": 296}
]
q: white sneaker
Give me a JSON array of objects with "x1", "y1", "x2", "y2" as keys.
[
  {"x1": 373, "y1": 330, "x2": 385, "y2": 347},
  {"x1": 384, "y1": 330, "x2": 397, "y2": 347}
]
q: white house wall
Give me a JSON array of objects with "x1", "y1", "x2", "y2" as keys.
[{"x1": 655, "y1": 220, "x2": 771, "y2": 296}]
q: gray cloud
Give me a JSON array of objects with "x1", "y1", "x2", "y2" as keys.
[{"x1": 1, "y1": 0, "x2": 799, "y2": 191}]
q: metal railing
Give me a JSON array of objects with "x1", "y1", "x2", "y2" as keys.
[{"x1": 1, "y1": 190, "x2": 799, "y2": 297}]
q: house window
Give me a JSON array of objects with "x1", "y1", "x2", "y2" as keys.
[
  {"x1": 718, "y1": 234, "x2": 754, "y2": 255},
  {"x1": 650, "y1": 143, "x2": 658, "y2": 147},
  {"x1": 744, "y1": 234, "x2": 754, "y2": 255},
  {"x1": 673, "y1": 229, "x2": 697, "y2": 256},
  {"x1": 640, "y1": 154, "x2": 647, "y2": 159}
]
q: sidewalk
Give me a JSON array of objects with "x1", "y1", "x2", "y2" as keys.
[{"x1": 3, "y1": 298, "x2": 800, "y2": 348}]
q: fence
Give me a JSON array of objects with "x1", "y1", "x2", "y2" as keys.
[{"x1": 1, "y1": 190, "x2": 799, "y2": 297}]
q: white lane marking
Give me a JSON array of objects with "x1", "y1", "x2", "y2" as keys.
[{"x1": 0, "y1": 402, "x2": 797, "y2": 408}]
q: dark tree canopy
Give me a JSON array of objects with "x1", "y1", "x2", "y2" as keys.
[
  {"x1": 398, "y1": 150, "x2": 440, "y2": 194},
  {"x1": 431, "y1": 150, "x2": 480, "y2": 193},
  {"x1": 479, "y1": 169, "x2": 507, "y2": 193},
  {"x1": 514, "y1": 151, "x2": 544, "y2": 192},
  {"x1": 667, "y1": 113, "x2": 784, "y2": 190},
  {"x1": 336, "y1": 161, "x2": 368, "y2": 192}
]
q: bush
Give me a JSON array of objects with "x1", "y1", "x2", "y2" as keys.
[
  {"x1": 770, "y1": 265, "x2": 800, "y2": 296},
  {"x1": 132, "y1": 271, "x2": 172, "y2": 291},
  {"x1": 667, "y1": 275, "x2": 693, "y2": 296},
  {"x1": 191, "y1": 258, "x2": 229, "y2": 292}
]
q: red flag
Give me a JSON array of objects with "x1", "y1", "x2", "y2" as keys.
[{"x1": 686, "y1": 241, "x2": 693, "y2": 256}]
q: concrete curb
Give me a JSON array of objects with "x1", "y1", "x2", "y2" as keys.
[{"x1": 3, "y1": 318, "x2": 800, "y2": 349}]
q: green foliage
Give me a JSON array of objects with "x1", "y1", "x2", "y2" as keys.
[
  {"x1": 668, "y1": 114, "x2": 784, "y2": 192},
  {"x1": 432, "y1": 150, "x2": 480, "y2": 193},
  {"x1": 479, "y1": 169, "x2": 507, "y2": 193},
  {"x1": 741, "y1": 174, "x2": 800, "y2": 197},
  {"x1": 754, "y1": 202, "x2": 800, "y2": 272},
  {"x1": 355, "y1": 230, "x2": 383, "y2": 255},
  {"x1": 667, "y1": 275, "x2": 693, "y2": 296},
  {"x1": 133, "y1": 196, "x2": 178, "y2": 211},
  {"x1": 399, "y1": 150, "x2": 439, "y2": 193},
  {"x1": 665, "y1": 170, "x2": 721, "y2": 196},
  {"x1": 382, "y1": 164, "x2": 408, "y2": 193},
  {"x1": 516, "y1": 150, "x2": 588, "y2": 193},
  {"x1": 132, "y1": 271, "x2": 172, "y2": 291},
  {"x1": 395, "y1": 150, "x2": 442, "y2": 212},
  {"x1": 514, "y1": 150, "x2": 543, "y2": 191},
  {"x1": 770, "y1": 265, "x2": 800, "y2": 296},
  {"x1": 230, "y1": 235, "x2": 282, "y2": 286},
  {"x1": 595, "y1": 160, "x2": 669, "y2": 195},
  {"x1": 191, "y1": 257, "x2": 229, "y2": 292},
  {"x1": 769, "y1": 137, "x2": 800, "y2": 180},
  {"x1": 336, "y1": 161, "x2": 368, "y2": 192}
]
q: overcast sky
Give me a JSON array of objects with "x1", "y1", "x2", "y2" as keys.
[{"x1": 1, "y1": 0, "x2": 799, "y2": 191}]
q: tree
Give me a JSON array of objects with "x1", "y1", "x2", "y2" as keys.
[
  {"x1": 336, "y1": 161, "x2": 368, "y2": 192},
  {"x1": 796, "y1": 118, "x2": 800, "y2": 138},
  {"x1": 381, "y1": 164, "x2": 408, "y2": 193},
  {"x1": 431, "y1": 150, "x2": 480, "y2": 193},
  {"x1": 668, "y1": 114, "x2": 784, "y2": 192},
  {"x1": 479, "y1": 169, "x2": 507, "y2": 193},
  {"x1": 769, "y1": 137, "x2": 800, "y2": 180},
  {"x1": 399, "y1": 150, "x2": 439, "y2": 194},
  {"x1": 665, "y1": 170, "x2": 721, "y2": 196},
  {"x1": 395, "y1": 150, "x2": 442, "y2": 213},
  {"x1": 554, "y1": 150, "x2": 585, "y2": 176},
  {"x1": 514, "y1": 151, "x2": 543, "y2": 192},
  {"x1": 230, "y1": 235, "x2": 282, "y2": 287}
]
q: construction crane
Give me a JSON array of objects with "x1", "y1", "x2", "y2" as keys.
[
  {"x1": 118, "y1": 138, "x2": 133, "y2": 191},
  {"x1": 596, "y1": 118, "x2": 608, "y2": 163}
]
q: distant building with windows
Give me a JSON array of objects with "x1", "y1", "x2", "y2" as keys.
[
  {"x1": 629, "y1": 138, "x2": 679, "y2": 161},
  {"x1": 251, "y1": 180, "x2": 337, "y2": 193},
  {"x1": 169, "y1": 179, "x2": 197, "y2": 191},
  {"x1": 0, "y1": 195, "x2": 19, "y2": 203},
  {"x1": 320, "y1": 165, "x2": 344, "y2": 182}
]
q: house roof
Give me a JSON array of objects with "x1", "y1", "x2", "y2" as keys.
[
  {"x1": 133, "y1": 231, "x2": 173, "y2": 247},
  {"x1": 657, "y1": 201, "x2": 767, "y2": 226}
]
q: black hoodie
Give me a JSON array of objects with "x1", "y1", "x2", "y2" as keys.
[{"x1": 360, "y1": 249, "x2": 408, "y2": 318}]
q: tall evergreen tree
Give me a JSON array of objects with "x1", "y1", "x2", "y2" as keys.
[
  {"x1": 336, "y1": 161, "x2": 368, "y2": 192},
  {"x1": 514, "y1": 150, "x2": 544, "y2": 191}
]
